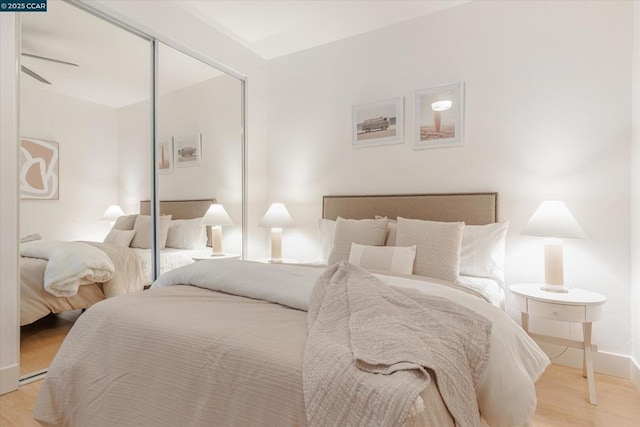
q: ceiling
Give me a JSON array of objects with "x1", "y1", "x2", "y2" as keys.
[
  {"x1": 19, "y1": 0, "x2": 467, "y2": 108},
  {"x1": 178, "y1": 0, "x2": 469, "y2": 59}
]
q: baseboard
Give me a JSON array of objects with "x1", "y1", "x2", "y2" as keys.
[
  {"x1": 0, "y1": 364, "x2": 19, "y2": 395},
  {"x1": 631, "y1": 357, "x2": 640, "y2": 390},
  {"x1": 537, "y1": 342, "x2": 630, "y2": 378}
]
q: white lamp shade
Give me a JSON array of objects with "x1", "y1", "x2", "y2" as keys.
[
  {"x1": 258, "y1": 203, "x2": 295, "y2": 229},
  {"x1": 522, "y1": 201, "x2": 587, "y2": 239},
  {"x1": 200, "y1": 204, "x2": 234, "y2": 227},
  {"x1": 101, "y1": 205, "x2": 125, "y2": 222},
  {"x1": 431, "y1": 100, "x2": 452, "y2": 111}
]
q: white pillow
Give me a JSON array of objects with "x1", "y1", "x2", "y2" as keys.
[
  {"x1": 166, "y1": 217, "x2": 207, "y2": 250},
  {"x1": 460, "y1": 221, "x2": 509, "y2": 286},
  {"x1": 317, "y1": 218, "x2": 336, "y2": 263},
  {"x1": 327, "y1": 217, "x2": 388, "y2": 265},
  {"x1": 103, "y1": 229, "x2": 136, "y2": 247},
  {"x1": 130, "y1": 215, "x2": 172, "y2": 249},
  {"x1": 395, "y1": 217, "x2": 464, "y2": 282},
  {"x1": 349, "y1": 243, "x2": 416, "y2": 275}
]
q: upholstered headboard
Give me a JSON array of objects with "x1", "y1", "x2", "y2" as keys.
[
  {"x1": 139, "y1": 199, "x2": 216, "y2": 219},
  {"x1": 140, "y1": 199, "x2": 216, "y2": 245},
  {"x1": 322, "y1": 193, "x2": 498, "y2": 225}
]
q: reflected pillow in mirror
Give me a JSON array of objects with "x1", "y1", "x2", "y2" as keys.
[
  {"x1": 166, "y1": 217, "x2": 207, "y2": 250},
  {"x1": 103, "y1": 229, "x2": 136, "y2": 247},
  {"x1": 130, "y1": 215, "x2": 172, "y2": 249},
  {"x1": 112, "y1": 214, "x2": 138, "y2": 231}
]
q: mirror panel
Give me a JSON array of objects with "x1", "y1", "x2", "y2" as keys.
[
  {"x1": 19, "y1": 0, "x2": 152, "y2": 378},
  {"x1": 156, "y1": 42, "x2": 243, "y2": 272}
]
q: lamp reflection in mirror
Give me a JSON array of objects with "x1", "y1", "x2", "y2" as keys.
[
  {"x1": 200, "y1": 204, "x2": 234, "y2": 256},
  {"x1": 101, "y1": 205, "x2": 125, "y2": 226},
  {"x1": 431, "y1": 100, "x2": 452, "y2": 132},
  {"x1": 521, "y1": 201, "x2": 587, "y2": 292},
  {"x1": 258, "y1": 203, "x2": 295, "y2": 263}
]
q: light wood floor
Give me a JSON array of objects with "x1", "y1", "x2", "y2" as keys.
[{"x1": 1, "y1": 364, "x2": 638, "y2": 426}]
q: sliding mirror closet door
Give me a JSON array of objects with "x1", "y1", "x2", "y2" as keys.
[
  {"x1": 155, "y1": 43, "x2": 244, "y2": 273},
  {"x1": 19, "y1": 0, "x2": 152, "y2": 379}
]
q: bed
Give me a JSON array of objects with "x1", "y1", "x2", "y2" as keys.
[
  {"x1": 33, "y1": 193, "x2": 550, "y2": 427},
  {"x1": 19, "y1": 199, "x2": 214, "y2": 326}
]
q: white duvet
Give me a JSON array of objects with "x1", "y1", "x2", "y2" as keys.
[
  {"x1": 20, "y1": 240, "x2": 115, "y2": 297},
  {"x1": 153, "y1": 260, "x2": 550, "y2": 427}
]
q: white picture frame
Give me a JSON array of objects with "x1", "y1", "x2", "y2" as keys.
[
  {"x1": 175, "y1": 133, "x2": 202, "y2": 167},
  {"x1": 158, "y1": 138, "x2": 174, "y2": 174},
  {"x1": 352, "y1": 97, "x2": 404, "y2": 148},
  {"x1": 414, "y1": 82, "x2": 464, "y2": 150}
]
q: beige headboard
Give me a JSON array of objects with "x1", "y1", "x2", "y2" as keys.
[
  {"x1": 139, "y1": 199, "x2": 216, "y2": 219},
  {"x1": 322, "y1": 193, "x2": 498, "y2": 225},
  {"x1": 140, "y1": 199, "x2": 216, "y2": 246}
]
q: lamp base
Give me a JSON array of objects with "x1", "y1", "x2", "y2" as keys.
[{"x1": 540, "y1": 284, "x2": 569, "y2": 293}]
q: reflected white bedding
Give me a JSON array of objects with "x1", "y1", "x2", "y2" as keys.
[{"x1": 130, "y1": 247, "x2": 211, "y2": 283}]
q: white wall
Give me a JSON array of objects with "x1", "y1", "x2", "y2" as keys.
[
  {"x1": 118, "y1": 74, "x2": 243, "y2": 254},
  {"x1": 20, "y1": 86, "x2": 119, "y2": 242},
  {"x1": 0, "y1": 13, "x2": 20, "y2": 395},
  {"x1": 93, "y1": 0, "x2": 270, "y2": 258},
  {"x1": 631, "y1": 0, "x2": 640, "y2": 389},
  {"x1": 267, "y1": 0, "x2": 634, "y2": 372}
]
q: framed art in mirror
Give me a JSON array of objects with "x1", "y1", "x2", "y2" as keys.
[
  {"x1": 19, "y1": 137, "x2": 59, "y2": 200},
  {"x1": 158, "y1": 138, "x2": 174, "y2": 174},
  {"x1": 175, "y1": 133, "x2": 202, "y2": 167}
]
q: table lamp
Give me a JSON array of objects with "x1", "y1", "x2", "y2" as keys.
[
  {"x1": 521, "y1": 201, "x2": 587, "y2": 292},
  {"x1": 258, "y1": 203, "x2": 295, "y2": 263},
  {"x1": 200, "y1": 203, "x2": 234, "y2": 256},
  {"x1": 101, "y1": 205, "x2": 125, "y2": 226}
]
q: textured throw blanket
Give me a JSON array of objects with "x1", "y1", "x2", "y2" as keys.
[
  {"x1": 304, "y1": 262, "x2": 492, "y2": 427},
  {"x1": 20, "y1": 240, "x2": 115, "y2": 297}
]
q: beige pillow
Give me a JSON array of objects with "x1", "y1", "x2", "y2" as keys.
[
  {"x1": 327, "y1": 217, "x2": 388, "y2": 264},
  {"x1": 130, "y1": 215, "x2": 172, "y2": 249},
  {"x1": 375, "y1": 216, "x2": 398, "y2": 246},
  {"x1": 349, "y1": 243, "x2": 416, "y2": 275},
  {"x1": 395, "y1": 217, "x2": 464, "y2": 282},
  {"x1": 103, "y1": 229, "x2": 136, "y2": 247},
  {"x1": 112, "y1": 214, "x2": 138, "y2": 231}
]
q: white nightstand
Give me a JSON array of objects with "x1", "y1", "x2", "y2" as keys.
[
  {"x1": 192, "y1": 254, "x2": 241, "y2": 261},
  {"x1": 509, "y1": 283, "x2": 606, "y2": 405}
]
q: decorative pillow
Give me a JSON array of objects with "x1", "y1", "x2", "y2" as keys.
[
  {"x1": 460, "y1": 221, "x2": 509, "y2": 286},
  {"x1": 103, "y1": 229, "x2": 136, "y2": 247},
  {"x1": 166, "y1": 217, "x2": 207, "y2": 250},
  {"x1": 317, "y1": 218, "x2": 336, "y2": 263},
  {"x1": 20, "y1": 233, "x2": 41, "y2": 244},
  {"x1": 112, "y1": 214, "x2": 138, "y2": 231},
  {"x1": 395, "y1": 217, "x2": 464, "y2": 282},
  {"x1": 327, "y1": 217, "x2": 388, "y2": 265},
  {"x1": 375, "y1": 216, "x2": 398, "y2": 246},
  {"x1": 349, "y1": 243, "x2": 417, "y2": 275},
  {"x1": 130, "y1": 215, "x2": 172, "y2": 249}
]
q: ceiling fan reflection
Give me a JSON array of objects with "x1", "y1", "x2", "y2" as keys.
[{"x1": 21, "y1": 52, "x2": 79, "y2": 85}]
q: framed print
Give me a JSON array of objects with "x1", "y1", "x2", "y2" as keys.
[
  {"x1": 175, "y1": 133, "x2": 202, "y2": 167},
  {"x1": 158, "y1": 138, "x2": 174, "y2": 174},
  {"x1": 352, "y1": 97, "x2": 403, "y2": 148},
  {"x1": 414, "y1": 82, "x2": 464, "y2": 150},
  {"x1": 19, "y1": 137, "x2": 59, "y2": 200}
]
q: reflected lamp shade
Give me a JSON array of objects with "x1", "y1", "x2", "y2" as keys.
[
  {"x1": 101, "y1": 205, "x2": 125, "y2": 224},
  {"x1": 522, "y1": 201, "x2": 587, "y2": 292},
  {"x1": 258, "y1": 203, "x2": 295, "y2": 263},
  {"x1": 200, "y1": 204, "x2": 234, "y2": 256}
]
